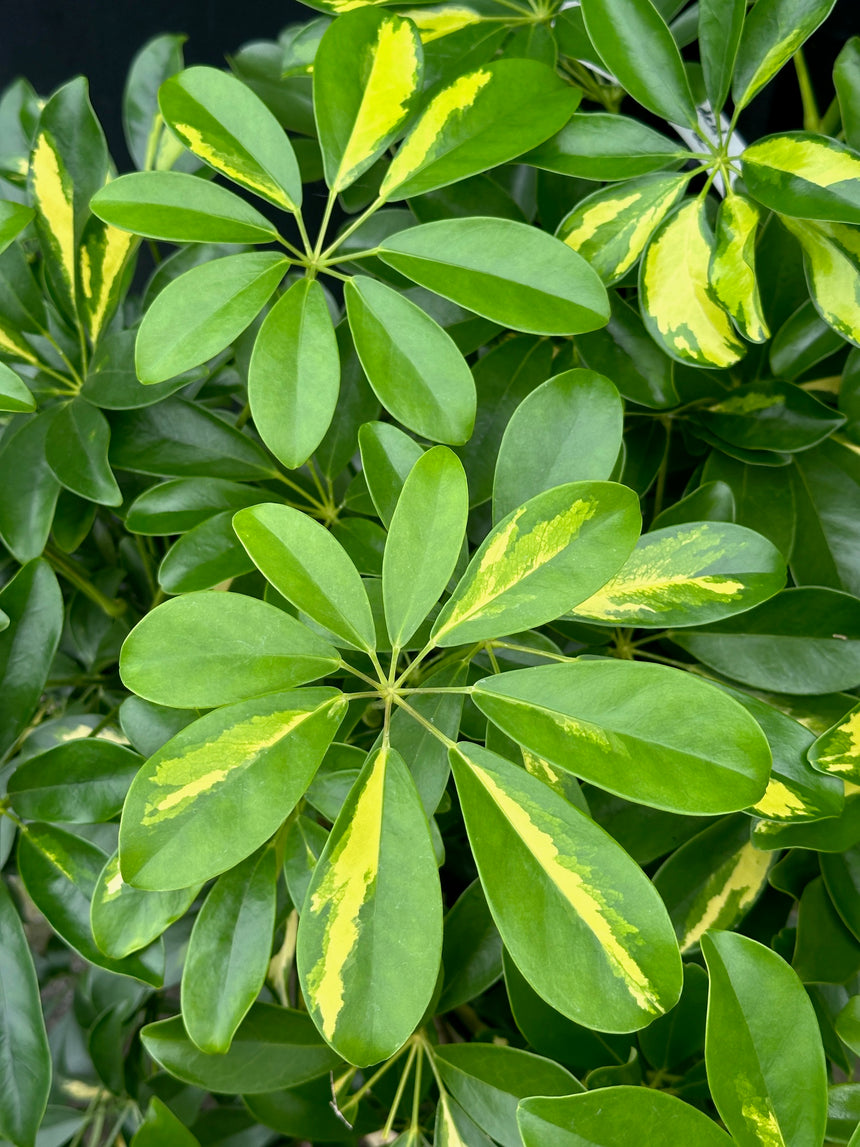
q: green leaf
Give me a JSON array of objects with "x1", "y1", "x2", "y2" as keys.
[
  {"x1": 0, "y1": 201, "x2": 34, "y2": 255},
  {"x1": 81, "y1": 330, "x2": 197, "y2": 410},
  {"x1": 91, "y1": 852, "x2": 199, "y2": 959},
  {"x1": 358, "y1": 420, "x2": 424, "y2": 527},
  {"x1": 451, "y1": 743, "x2": 682, "y2": 1032},
  {"x1": 770, "y1": 299, "x2": 846, "y2": 380},
  {"x1": 808, "y1": 700, "x2": 860, "y2": 781},
  {"x1": 378, "y1": 217, "x2": 608, "y2": 334},
  {"x1": 742, "y1": 132, "x2": 860, "y2": 223},
  {"x1": 651, "y1": 480, "x2": 735, "y2": 530},
  {"x1": 793, "y1": 438, "x2": 860, "y2": 597},
  {"x1": 91, "y1": 172, "x2": 280, "y2": 243},
  {"x1": 670, "y1": 587, "x2": 860, "y2": 694},
  {"x1": 0, "y1": 880, "x2": 51, "y2": 1147},
  {"x1": 472, "y1": 661, "x2": 771, "y2": 815},
  {"x1": 492, "y1": 370, "x2": 623, "y2": 522},
  {"x1": 733, "y1": 0, "x2": 838, "y2": 110},
  {"x1": 314, "y1": 8, "x2": 423, "y2": 192},
  {"x1": 8, "y1": 739, "x2": 140, "y2": 823},
  {"x1": 156, "y1": 510, "x2": 255, "y2": 594},
  {"x1": 698, "y1": 380, "x2": 844, "y2": 453},
  {"x1": 640, "y1": 200, "x2": 746, "y2": 368},
  {"x1": 709, "y1": 192, "x2": 769, "y2": 343},
  {"x1": 438, "y1": 880, "x2": 503, "y2": 1013},
  {"x1": 702, "y1": 930, "x2": 828, "y2": 1147},
  {"x1": 431, "y1": 481, "x2": 640, "y2": 647},
  {"x1": 125, "y1": 477, "x2": 269, "y2": 534},
  {"x1": 119, "y1": 688, "x2": 345, "y2": 890},
  {"x1": 283, "y1": 814, "x2": 328, "y2": 912},
  {"x1": 525, "y1": 113, "x2": 688, "y2": 181},
  {"x1": 182, "y1": 842, "x2": 278, "y2": 1053},
  {"x1": 576, "y1": 291, "x2": 678, "y2": 409},
  {"x1": 297, "y1": 746, "x2": 442, "y2": 1065},
  {"x1": 136, "y1": 251, "x2": 288, "y2": 383},
  {"x1": 580, "y1": 0, "x2": 698, "y2": 129},
  {"x1": 17, "y1": 824, "x2": 163, "y2": 985},
  {"x1": 573, "y1": 521, "x2": 786, "y2": 628},
  {"x1": 557, "y1": 174, "x2": 688, "y2": 286},
  {"x1": 822, "y1": 847, "x2": 860, "y2": 942},
  {"x1": 0, "y1": 362, "x2": 34, "y2": 413},
  {"x1": 131, "y1": 1098, "x2": 200, "y2": 1147},
  {"x1": 794, "y1": 876, "x2": 860, "y2": 984},
  {"x1": 699, "y1": 0, "x2": 745, "y2": 114},
  {"x1": 0, "y1": 561, "x2": 63, "y2": 759},
  {"x1": 379, "y1": 59, "x2": 579, "y2": 201},
  {"x1": 248, "y1": 278, "x2": 340, "y2": 469},
  {"x1": 122, "y1": 33, "x2": 187, "y2": 171},
  {"x1": 383, "y1": 446, "x2": 468, "y2": 648},
  {"x1": 121, "y1": 591, "x2": 339, "y2": 708},
  {"x1": 434, "y1": 1041, "x2": 581, "y2": 1147},
  {"x1": 159, "y1": 66, "x2": 302, "y2": 210},
  {"x1": 778, "y1": 217, "x2": 860, "y2": 346},
  {"x1": 345, "y1": 275, "x2": 475, "y2": 444},
  {"x1": 654, "y1": 815, "x2": 773, "y2": 953},
  {"x1": 233, "y1": 502, "x2": 376, "y2": 652},
  {"x1": 835, "y1": 37, "x2": 860, "y2": 152},
  {"x1": 45, "y1": 399, "x2": 121, "y2": 506},
  {"x1": 140, "y1": 1003, "x2": 341, "y2": 1093},
  {"x1": 702, "y1": 450, "x2": 795, "y2": 557},
  {"x1": 0, "y1": 415, "x2": 61, "y2": 562},
  {"x1": 518, "y1": 1087, "x2": 733, "y2": 1147}
]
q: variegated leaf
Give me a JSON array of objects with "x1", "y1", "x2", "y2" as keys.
[
  {"x1": 430, "y1": 480, "x2": 640, "y2": 647},
  {"x1": 732, "y1": 0, "x2": 837, "y2": 110},
  {"x1": 742, "y1": 131, "x2": 860, "y2": 223},
  {"x1": 91, "y1": 852, "x2": 200, "y2": 959},
  {"x1": 709, "y1": 192, "x2": 769, "y2": 343},
  {"x1": 573, "y1": 521, "x2": 786, "y2": 628},
  {"x1": 119, "y1": 688, "x2": 346, "y2": 890},
  {"x1": 78, "y1": 212, "x2": 138, "y2": 344},
  {"x1": 556, "y1": 173, "x2": 689, "y2": 285},
  {"x1": 450, "y1": 743, "x2": 683, "y2": 1032},
  {"x1": 808, "y1": 701, "x2": 860, "y2": 781},
  {"x1": 403, "y1": 6, "x2": 484, "y2": 43},
  {"x1": 297, "y1": 746, "x2": 442, "y2": 1066},
  {"x1": 640, "y1": 200, "x2": 746, "y2": 368},
  {"x1": 779, "y1": 216, "x2": 860, "y2": 346}
]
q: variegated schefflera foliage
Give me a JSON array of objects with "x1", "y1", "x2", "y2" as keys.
[{"x1": 0, "y1": 1, "x2": 859, "y2": 1146}]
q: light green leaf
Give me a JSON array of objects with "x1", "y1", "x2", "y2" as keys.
[
  {"x1": 233, "y1": 502, "x2": 376, "y2": 652},
  {"x1": 835, "y1": 37, "x2": 860, "y2": 152},
  {"x1": 131, "y1": 1098, "x2": 199, "y2": 1147},
  {"x1": 733, "y1": 0, "x2": 838, "y2": 110},
  {"x1": 778, "y1": 217, "x2": 860, "y2": 346},
  {"x1": 379, "y1": 58, "x2": 579, "y2": 201},
  {"x1": 297, "y1": 746, "x2": 443, "y2": 1065},
  {"x1": 472, "y1": 661, "x2": 772, "y2": 815},
  {"x1": 808, "y1": 701, "x2": 860, "y2": 781},
  {"x1": 580, "y1": 0, "x2": 698, "y2": 129},
  {"x1": 0, "y1": 362, "x2": 34, "y2": 413},
  {"x1": 136, "y1": 251, "x2": 287, "y2": 383},
  {"x1": 358, "y1": 420, "x2": 424, "y2": 527},
  {"x1": 125, "y1": 477, "x2": 271, "y2": 534},
  {"x1": 182, "y1": 842, "x2": 278, "y2": 1053},
  {"x1": 248, "y1": 278, "x2": 340, "y2": 469},
  {"x1": 45, "y1": 399, "x2": 121, "y2": 506},
  {"x1": 379, "y1": 217, "x2": 609, "y2": 334},
  {"x1": 383, "y1": 446, "x2": 468, "y2": 648},
  {"x1": 431, "y1": 481, "x2": 640, "y2": 647},
  {"x1": 345, "y1": 275, "x2": 475, "y2": 444},
  {"x1": 159, "y1": 66, "x2": 302, "y2": 210},
  {"x1": 525, "y1": 113, "x2": 688, "y2": 181},
  {"x1": 91, "y1": 171, "x2": 280, "y2": 243},
  {"x1": 557, "y1": 173, "x2": 688, "y2": 286},
  {"x1": 0, "y1": 201, "x2": 34, "y2": 256},
  {"x1": 122, "y1": 32, "x2": 187, "y2": 171},
  {"x1": 574, "y1": 520, "x2": 786, "y2": 628},
  {"x1": 450, "y1": 743, "x2": 682, "y2": 1032},
  {"x1": 314, "y1": 8, "x2": 423, "y2": 192},
  {"x1": 640, "y1": 200, "x2": 746, "y2": 368},
  {"x1": 709, "y1": 192, "x2": 769, "y2": 343},
  {"x1": 119, "y1": 688, "x2": 345, "y2": 890},
  {"x1": 518, "y1": 1088, "x2": 732, "y2": 1147},
  {"x1": 743, "y1": 132, "x2": 860, "y2": 223},
  {"x1": 702, "y1": 930, "x2": 828, "y2": 1147},
  {"x1": 91, "y1": 852, "x2": 199, "y2": 959},
  {"x1": 492, "y1": 369, "x2": 623, "y2": 522},
  {"x1": 120, "y1": 591, "x2": 339, "y2": 708}
]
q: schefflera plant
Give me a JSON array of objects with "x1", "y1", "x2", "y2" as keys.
[{"x1": 113, "y1": 371, "x2": 789, "y2": 1084}]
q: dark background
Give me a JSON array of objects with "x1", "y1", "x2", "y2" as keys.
[{"x1": 0, "y1": 0, "x2": 855, "y2": 168}]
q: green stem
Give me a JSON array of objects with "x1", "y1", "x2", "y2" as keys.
[
  {"x1": 313, "y1": 189, "x2": 338, "y2": 260},
  {"x1": 410, "y1": 1042, "x2": 424, "y2": 1131},
  {"x1": 321, "y1": 246, "x2": 381, "y2": 267},
  {"x1": 651, "y1": 417, "x2": 673, "y2": 520},
  {"x1": 295, "y1": 210, "x2": 315, "y2": 261},
  {"x1": 340, "y1": 1044, "x2": 412, "y2": 1117},
  {"x1": 271, "y1": 470, "x2": 327, "y2": 513},
  {"x1": 277, "y1": 233, "x2": 308, "y2": 261},
  {"x1": 391, "y1": 695, "x2": 456, "y2": 750},
  {"x1": 321, "y1": 196, "x2": 386, "y2": 263},
  {"x1": 46, "y1": 548, "x2": 126, "y2": 618},
  {"x1": 820, "y1": 95, "x2": 842, "y2": 137},
  {"x1": 794, "y1": 48, "x2": 820, "y2": 131},
  {"x1": 339, "y1": 660, "x2": 382, "y2": 690},
  {"x1": 382, "y1": 1044, "x2": 418, "y2": 1139},
  {"x1": 394, "y1": 640, "x2": 437, "y2": 689}
]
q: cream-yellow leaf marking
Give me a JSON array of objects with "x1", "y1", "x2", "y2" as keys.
[
  {"x1": 468, "y1": 758, "x2": 662, "y2": 1013},
  {"x1": 710, "y1": 194, "x2": 768, "y2": 343},
  {"x1": 80, "y1": 223, "x2": 136, "y2": 341},
  {"x1": 736, "y1": 1078, "x2": 786, "y2": 1147},
  {"x1": 403, "y1": 6, "x2": 482, "y2": 42},
  {"x1": 334, "y1": 18, "x2": 420, "y2": 192},
  {"x1": 306, "y1": 748, "x2": 387, "y2": 1038},
  {"x1": 0, "y1": 321, "x2": 38, "y2": 365},
  {"x1": 745, "y1": 135, "x2": 860, "y2": 188},
  {"x1": 142, "y1": 708, "x2": 313, "y2": 826},
  {"x1": 752, "y1": 778, "x2": 812, "y2": 820},
  {"x1": 104, "y1": 860, "x2": 125, "y2": 900},
  {"x1": 813, "y1": 706, "x2": 860, "y2": 775},
  {"x1": 710, "y1": 392, "x2": 785, "y2": 415},
  {"x1": 679, "y1": 843, "x2": 771, "y2": 952},
  {"x1": 781, "y1": 218, "x2": 860, "y2": 344},
  {"x1": 31, "y1": 131, "x2": 76, "y2": 300},
  {"x1": 562, "y1": 190, "x2": 641, "y2": 250},
  {"x1": 172, "y1": 123, "x2": 295, "y2": 211},
  {"x1": 380, "y1": 67, "x2": 492, "y2": 197},
  {"x1": 436, "y1": 498, "x2": 596, "y2": 639}
]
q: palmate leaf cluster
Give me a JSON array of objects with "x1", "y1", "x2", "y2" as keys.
[{"x1": 0, "y1": 0, "x2": 859, "y2": 1143}]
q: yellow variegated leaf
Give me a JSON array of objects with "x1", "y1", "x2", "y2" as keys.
[
  {"x1": 78, "y1": 214, "x2": 139, "y2": 343},
  {"x1": 29, "y1": 127, "x2": 77, "y2": 312},
  {"x1": 709, "y1": 192, "x2": 769, "y2": 343},
  {"x1": 556, "y1": 173, "x2": 689, "y2": 285},
  {"x1": 573, "y1": 521, "x2": 786, "y2": 629},
  {"x1": 640, "y1": 199, "x2": 746, "y2": 368},
  {"x1": 742, "y1": 131, "x2": 860, "y2": 224},
  {"x1": 297, "y1": 746, "x2": 442, "y2": 1065},
  {"x1": 780, "y1": 216, "x2": 860, "y2": 346},
  {"x1": 0, "y1": 318, "x2": 39, "y2": 366},
  {"x1": 808, "y1": 701, "x2": 860, "y2": 781},
  {"x1": 402, "y1": 6, "x2": 483, "y2": 42}
]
